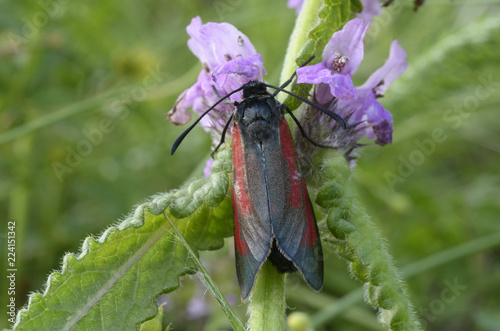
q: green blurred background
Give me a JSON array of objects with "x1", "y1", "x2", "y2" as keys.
[{"x1": 1, "y1": 0, "x2": 500, "y2": 330}]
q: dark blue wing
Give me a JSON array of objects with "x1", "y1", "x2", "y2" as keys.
[
  {"x1": 263, "y1": 119, "x2": 323, "y2": 291},
  {"x1": 232, "y1": 125, "x2": 272, "y2": 300}
]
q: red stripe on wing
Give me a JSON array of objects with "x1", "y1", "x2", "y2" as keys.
[
  {"x1": 232, "y1": 126, "x2": 252, "y2": 216},
  {"x1": 232, "y1": 188, "x2": 249, "y2": 255},
  {"x1": 278, "y1": 119, "x2": 302, "y2": 209},
  {"x1": 301, "y1": 180, "x2": 318, "y2": 247}
]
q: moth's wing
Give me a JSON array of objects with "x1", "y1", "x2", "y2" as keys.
[
  {"x1": 264, "y1": 118, "x2": 323, "y2": 291},
  {"x1": 232, "y1": 125, "x2": 272, "y2": 300}
]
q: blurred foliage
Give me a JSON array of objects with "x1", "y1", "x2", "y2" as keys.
[{"x1": 1, "y1": 0, "x2": 500, "y2": 330}]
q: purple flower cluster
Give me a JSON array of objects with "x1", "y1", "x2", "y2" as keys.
[
  {"x1": 296, "y1": 18, "x2": 407, "y2": 152},
  {"x1": 168, "y1": 17, "x2": 266, "y2": 138},
  {"x1": 169, "y1": 14, "x2": 407, "y2": 173}
]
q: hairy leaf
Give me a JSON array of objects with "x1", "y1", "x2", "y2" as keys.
[
  {"x1": 313, "y1": 150, "x2": 422, "y2": 330},
  {"x1": 13, "y1": 149, "x2": 235, "y2": 330}
]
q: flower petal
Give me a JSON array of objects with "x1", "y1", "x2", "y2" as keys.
[
  {"x1": 297, "y1": 63, "x2": 356, "y2": 100},
  {"x1": 360, "y1": 40, "x2": 408, "y2": 96},
  {"x1": 213, "y1": 54, "x2": 265, "y2": 78},
  {"x1": 329, "y1": 74, "x2": 357, "y2": 100},
  {"x1": 296, "y1": 62, "x2": 328, "y2": 83},
  {"x1": 357, "y1": 0, "x2": 383, "y2": 24},
  {"x1": 372, "y1": 120, "x2": 393, "y2": 145},
  {"x1": 167, "y1": 90, "x2": 191, "y2": 125},
  {"x1": 335, "y1": 88, "x2": 393, "y2": 145},
  {"x1": 184, "y1": 72, "x2": 215, "y2": 114},
  {"x1": 212, "y1": 54, "x2": 266, "y2": 100},
  {"x1": 323, "y1": 18, "x2": 368, "y2": 75},
  {"x1": 169, "y1": 17, "x2": 266, "y2": 138},
  {"x1": 366, "y1": 97, "x2": 392, "y2": 126},
  {"x1": 187, "y1": 16, "x2": 259, "y2": 71},
  {"x1": 365, "y1": 97, "x2": 393, "y2": 144}
]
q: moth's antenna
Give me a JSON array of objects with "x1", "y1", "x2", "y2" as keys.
[
  {"x1": 170, "y1": 85, "x2": 245, "y2": 155},
  {"x1": 211, "y1": 112, "x2": 234, "y2": 157},
  {"x1": 172, "y1": 55, "x2": 345, "y2": 156},
  {"x1": 265, "y1": 82, "x2": 346, "y2": 129},
  {"x1": 282, "y1": 104, "x2": 337, "y2": 149},
  {"x1": 272, "y1": 55, "x2": 316, "y2": 96}
]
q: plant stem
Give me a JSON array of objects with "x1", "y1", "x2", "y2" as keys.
[
  {"x1": 164, "y1": 212, "x2": 245, "y2": 331},
  {"x1": 249, "y1": 261, "x2": 286, "y2": 330},
  {"x1": 278, "y1": 0, "x2": 322, "y2": 92}
]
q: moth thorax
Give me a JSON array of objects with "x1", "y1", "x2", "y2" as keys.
[
  {"x1": 242, "y1": 102, "x2": 272, "y2": 124},
  {"x1": 242, "y1": 81, "x2": 268, "y2": 98}
]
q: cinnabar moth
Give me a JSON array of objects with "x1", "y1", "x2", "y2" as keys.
[{"x1": 171, "y1": 56, "x2": 346, "y2": 300}]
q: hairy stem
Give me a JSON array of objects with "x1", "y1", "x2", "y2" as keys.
[
  {"x1": 278, "y1": 0, "x2": 322, "y2": 95},
  {"x1": 248, "y1": 261, "x2": 286, "y2": 330}
]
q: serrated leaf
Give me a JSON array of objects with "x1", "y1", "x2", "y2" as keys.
[{"x1": 13, "y1": 149, "x2": 236, "y2": 330}]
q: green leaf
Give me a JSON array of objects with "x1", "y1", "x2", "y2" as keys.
[
  {"x1": 138, "y1": 305, "x2": 168, "y2": 331},
  {"x1": 13, "y1": 148, "x2": 236, "y2": 330},
  {"x1": 313, "y1": 150, "x2": 422, "y2": 330},
  {"x1": 350, "y1": 0, "x2": 363, "y2": 14}
]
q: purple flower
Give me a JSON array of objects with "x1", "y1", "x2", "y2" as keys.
[
  {"x1": 168, "y1": 17, "x2": 266, "y2": 136},
  {"x1": 339, "y1": 40, "x2": 407, "y2": 146},
  {"x1": 295, "y1": 20, "x2": 407, "y2": 164},
  {"x1": 359, "y1": 40, "x2": 408, "y2": 97},
  {"x1": 169, "y1": 16, "x2": 407, "y2": 174},
  {"x1": 357, "y1": 0, "x2": 383, "y2": 24},
  {"x1": 296, "y1": 19, "x2": 368, "y2": 101}
]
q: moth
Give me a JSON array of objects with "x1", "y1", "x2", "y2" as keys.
[{"x1": 171, "y1": 57, "x2": 345, "y2": 300}]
